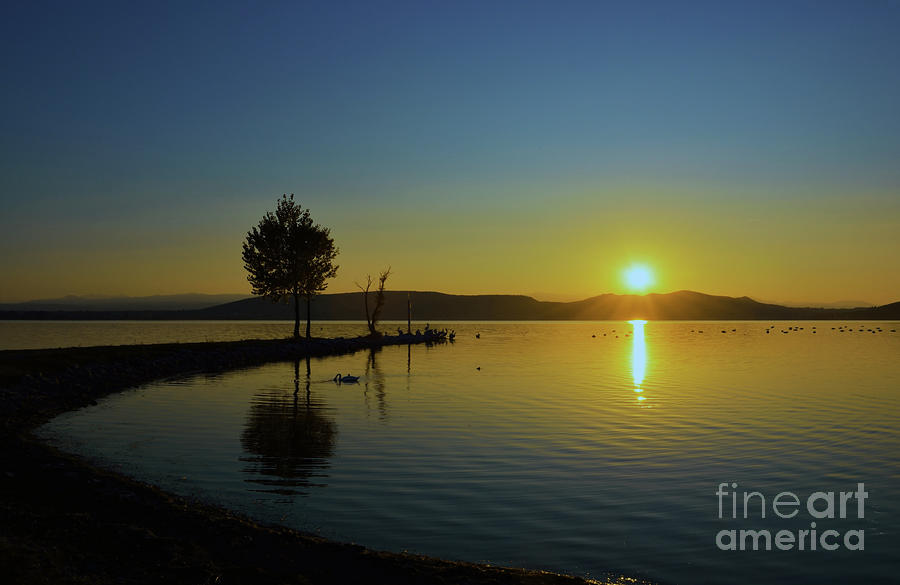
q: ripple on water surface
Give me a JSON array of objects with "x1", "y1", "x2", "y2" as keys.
[{"x1": 38, "y1": 322, "x2": 900, "y2": 585}]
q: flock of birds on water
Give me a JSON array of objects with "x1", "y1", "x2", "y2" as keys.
[
  {"x1": 332, "y1": 326, "x2": 896, "y2": 378},
  {"x1": 592, "y1": 329, "x2": 630, "y2": 338},
  {"x1": 762, "y1": 325, "x2": 896, "y2": 335},
  {"x1": 585, "y1": 325, "x2": 897, "y2": 338},
  {"x1": 334, "y1": 324, "x2": 896, "y2": 381}
]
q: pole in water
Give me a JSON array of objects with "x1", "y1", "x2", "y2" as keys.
[{"x1": 407, "y1": 291, "x2": 412, "y2": 334}]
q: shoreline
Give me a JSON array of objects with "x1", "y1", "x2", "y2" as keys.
[{"x1": 0, "y1": 335, "x2": 613, "y2": 585}]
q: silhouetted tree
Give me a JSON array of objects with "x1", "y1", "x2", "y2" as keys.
[
  {"x1": 242, "y1": 195, "x2": 339, "y2": 339},
  {"x1": 356, "y1": 267, "x2": 391, "y2": 337}
]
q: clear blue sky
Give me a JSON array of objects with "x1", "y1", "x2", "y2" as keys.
[{"x1": 2, "y1": 1, "x2": 899, "y2": 303}]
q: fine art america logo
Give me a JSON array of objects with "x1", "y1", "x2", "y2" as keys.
[{"x1": 715, "y1": 482, "x2": 867, "y2": 551}]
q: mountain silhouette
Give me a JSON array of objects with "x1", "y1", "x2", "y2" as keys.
[
  {"x1": 2, "y1": 290, "x2": 898, "y2": 321},
  {"x1": 0, "y1": 293, "x2": 249, "y2": 311}
]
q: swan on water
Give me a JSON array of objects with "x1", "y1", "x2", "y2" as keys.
[{"x1": 334, "y1": 373, "x2": 360, "y2": 383}]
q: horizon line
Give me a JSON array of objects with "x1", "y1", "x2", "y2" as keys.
[{"x1": 0, "y1": 289, "x2": 888, "y2": 309}]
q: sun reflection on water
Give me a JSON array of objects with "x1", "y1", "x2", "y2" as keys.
[{"x1": 629, "y1": 320, "x2": 648, "y2": 402}]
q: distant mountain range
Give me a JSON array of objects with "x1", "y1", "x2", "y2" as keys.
[
  {"x1": 0, "y1": 294, "x2": 250, "y2": 312},
  {"x1": 752, "y1": 298, "x2": 875, "y2": 309},
  {"x1": 1, "y1": 290, "x2": 898, "y2": 321}
]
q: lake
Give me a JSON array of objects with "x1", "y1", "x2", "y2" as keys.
[{"x1": 34, "y1": 321, "x2": 900, "y2": 584}]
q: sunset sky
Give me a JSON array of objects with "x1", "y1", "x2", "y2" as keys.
[{"x1": 2, "y1": 1, "x2": 899, "y2": 304}]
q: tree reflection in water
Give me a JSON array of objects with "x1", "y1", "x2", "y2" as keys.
[
  {"x1": 240, "y1": 358, "x2": 336, "y2": 496},
  {"x1": 363, "y1": 347, "x2": 388, "y2": 421}
]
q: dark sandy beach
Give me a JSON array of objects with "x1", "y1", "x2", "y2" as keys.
[{"x1": 0, "y1": 335, "x2": 608, "y2": 585}]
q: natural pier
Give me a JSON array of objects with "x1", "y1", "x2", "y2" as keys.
[
  {"x1": 0, "y1": 334, "x2": 606, "y2": 585},
  {"x1": 1, "y1": 332, "x2": 452, "y2": 431}
]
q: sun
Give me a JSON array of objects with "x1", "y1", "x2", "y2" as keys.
[{"x1": 624, "y1": 264, "x2": 655, "y2": 292}]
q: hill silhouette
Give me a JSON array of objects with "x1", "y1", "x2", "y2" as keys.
[
  {"x1": 0, "y1": 293, "x2": 249, "y2": 312},
  {"x1": 1, "y1": 290, "x2": 898, "y2": 321}
]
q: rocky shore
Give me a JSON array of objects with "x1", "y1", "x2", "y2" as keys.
[{"x1": 0, "y1": 334, "x2": 614, "y2": 585}]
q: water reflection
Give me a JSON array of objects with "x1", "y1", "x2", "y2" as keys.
[
  {"x1": 37, "y1": 322, "x2": 900, "y2": 585},
  {"x1": 295, "y1": 356, "x2": 311, "y2": 395},
  {"x1": 240, "y1": 360, "x2": 337, "y2": 496},
  {"x1": 364, "y1": 348, "x2": 388, "y2": 420},
  {"x1": 629, "y1": 320, "x2": 648, "y2": 402}
]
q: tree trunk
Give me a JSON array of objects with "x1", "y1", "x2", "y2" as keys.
[
  {"x1": 293, "y1": 294, "x2": 300, "y2": 339},
  {"x1": 306, "y1": 295, "x2": 312, "y2": 340},
  {"x1": 363, "y1": 288, "x2": 372, "y2": 335}
]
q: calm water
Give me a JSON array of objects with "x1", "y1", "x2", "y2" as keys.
[{"x1": 37, "y1": 321, "x2": 900, "y2": 584}]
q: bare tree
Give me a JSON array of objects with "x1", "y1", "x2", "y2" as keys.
[
  {"x1": 356, "y1": 267, "x2": 391, "y2": 337},
  {"x1": 357, "y1": 274, "x2": 374, "y2": 333}
]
